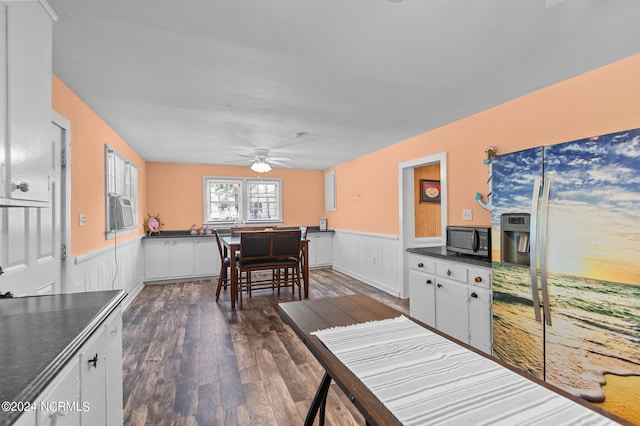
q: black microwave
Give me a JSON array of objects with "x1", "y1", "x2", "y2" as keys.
[{"x1": 446, "y1": 226, "x2": 491, "y2": 259}]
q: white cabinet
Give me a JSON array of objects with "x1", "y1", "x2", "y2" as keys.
[
  {"x1": 143, "y1": 237, "x2": 219, "y2": 282},
  {"x1": 170, "y1": 239, "x2": 196, "y2": 278},
  {"x1": 308, "y1": 232, "x2": 333, "y2": 267},
  {"x1": 0, "y1": 1, "x2": 53, "y2": 206},
  {"x1": 435, "y1": 277, "x2": 469, "y2": 343},
  {"x1": 408, "y1": 252, "x2": 492, "y2": 354},
  {"x1": 29, "y1": 305, "x2": 123, "y2": 426},
  {"x1": 194, "y1": 238, "x2": 217, "y2": 276},
  {"x1": 144, "y1": 239, "x2": 171, "y2": 281},
  {"x1": 468, "y1": 286, "x2": 492, "y2": 354},
  {"x1": 409, "y1": 269, "x2": 436, "y2": 327},
  {"x1": 36, "y1": 357, "x2": 80, "y2": 426}
]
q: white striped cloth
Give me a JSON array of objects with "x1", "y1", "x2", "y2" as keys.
[{"x1": 311, "y1": 315, "x2": 618, "y2": 426}]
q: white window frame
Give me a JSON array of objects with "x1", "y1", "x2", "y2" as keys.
[
  {"x1": 203, "y1": 176, "x2": 283, "y2": 226},
  {"x1": 105, "y1": 145, "x2": 139, "y2": 238}
]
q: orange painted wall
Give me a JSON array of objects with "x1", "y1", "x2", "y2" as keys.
[
  {"x1": 146, "y1": 163, "x2": 324, "y2": 230},
  {"x1": 52, "y1": 76, "x2": 147, "y2": 256},
  {"x1": 325, "y1": 53, "x2": 640, "y2": 235}
]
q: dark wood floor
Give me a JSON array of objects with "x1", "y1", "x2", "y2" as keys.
[{"x1": 122, "y1": 268, "x2": 409, "y2": 425}]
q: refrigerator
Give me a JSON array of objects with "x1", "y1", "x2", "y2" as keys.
[{"x1": 491, "y1": 127, "x2": 640, "y2": 425}]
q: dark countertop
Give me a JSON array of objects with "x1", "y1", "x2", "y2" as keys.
[
  {"x1": 142, "y1": 226, "x2": 334, "y2": 239},
  {"x1": 0, "y1": 290, "x2": 126, "y2": 425},
  {"x1": 406, "y1": 246, "x2": 492, "y2": 268}
]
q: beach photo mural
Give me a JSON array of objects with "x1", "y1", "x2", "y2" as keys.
[{"x1": 491, "y1": 128, "x2": 640, "y2": 424}]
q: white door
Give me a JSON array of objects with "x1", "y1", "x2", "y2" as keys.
[{"x1": 0, "y1": 120, "x2": 64, "y2": 296}]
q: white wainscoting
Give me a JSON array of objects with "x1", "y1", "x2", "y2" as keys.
[
  {"x1": 332, "y1": 229, "x2": 406, "y2": 298},
  {"x1": 70, "y1": 236, "x2": 145, "y2": 309}
]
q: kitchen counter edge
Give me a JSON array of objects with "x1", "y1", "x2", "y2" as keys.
[{"x1": 406, "y1": 246, "x2": 492, "y2": 268}]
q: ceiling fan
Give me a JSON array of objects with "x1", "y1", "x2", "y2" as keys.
[{"x1": 236, "y1": 148, "x2": 292, "y2": 173}]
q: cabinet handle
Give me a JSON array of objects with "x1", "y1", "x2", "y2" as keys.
[
  {"x1": 417, "y1": 263, "x2": 424, "y2": 268},
  {"x1": 425, "y1": 279, "x2": 432, "y2": 284},
  {"x1": 474, "y1": 276, "x2": 482, "y2": 283},
  {"x1": 88, "y1": 353, "x2": 98, "y2": 368},
  {"x1": 437, "y1": 283, "x2": 442, "y2": 288},
  {"x1": 471, "y1": 292, "x2": 478, "y2": 298},
  {"x1": 447, "y1": 269, "x2": 452, "y2": 276},
  {"x1": 13, "y1": 181, "x2": 30, "y2": 192}
]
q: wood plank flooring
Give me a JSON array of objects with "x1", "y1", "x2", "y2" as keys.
[{"x1": 122, "y1": 268, "x2": 409, "y2": 425}]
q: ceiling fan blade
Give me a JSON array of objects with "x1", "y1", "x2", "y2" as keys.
[
  {"x1": 268, "y1": 156, "x2": 292, "y2": 162},
  {"x1": 268, "y1": 160, "x2": 292, "y2": 168}
]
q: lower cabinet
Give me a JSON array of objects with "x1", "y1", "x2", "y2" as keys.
[
  {"x1": 408, "y1": 252, "x2": 492, "y2": 354},
  {"x1": 144, "y1": 237, "x2": 219, "y2": 282},
  {"x1": 27, "y1": 306, "x2": 124, "y2": 426},
  {"x1": 307, "y1": 232, "x2": 333, "y2": 267}
]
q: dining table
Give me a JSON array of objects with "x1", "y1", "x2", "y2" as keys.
[
  {"x1": 278, "y1": 295, "x2": 626, "y2": 426},
  {"x1": 221, "y1": 233, "x2": 309, "y2": 310}
]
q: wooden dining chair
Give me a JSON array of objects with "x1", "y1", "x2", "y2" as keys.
[
  {"x1": 230, "y1": 225, "x2": 278, "y2": 237},
  {"x1": 236, "y1": 230, "x2": 302, "y2": 308},
  {"x1": 214, "y1": 229, "x2": 230, "y2": 301}
]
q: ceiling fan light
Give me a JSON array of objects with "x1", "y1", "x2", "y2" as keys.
[{"x1": 250, "y1": 161, "x2": 271, "y2": 173}]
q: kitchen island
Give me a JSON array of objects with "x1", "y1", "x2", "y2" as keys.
[{"x1": 0, "y1": 290, "x2": 126, "y2": 425}]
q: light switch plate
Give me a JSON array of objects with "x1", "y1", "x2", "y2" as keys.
[
  {"x1": 79, "y1": 214, "x2": 86, "y2": 226},
  {"x1": 463, "y1": 209, "x2": 472, "y2": 221}
]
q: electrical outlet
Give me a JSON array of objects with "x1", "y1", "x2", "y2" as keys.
[
  {"x1": 79, "y1": 214, "x2": 86, "y2": 226},
  {"x1": 463, "y1": 209, "x2": 473, "y2": 221}
]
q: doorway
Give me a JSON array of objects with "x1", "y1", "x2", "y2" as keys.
[{"x1": 398, "y1": 152, "x2": 447, "y2": 297}]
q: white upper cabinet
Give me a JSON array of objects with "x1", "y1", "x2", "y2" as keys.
[{"x1": 0, "y1": 1, "x2": 53, "y2": 206}]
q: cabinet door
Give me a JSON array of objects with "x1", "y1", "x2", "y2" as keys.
[
  {"x1": 4, "y1": 1, "x2": 52, "y2": 203},
  {"x1": 170, "y1": 239, "x2": 195, "y2": 278},
  {"x1": 312, "y1": 233, "x2": 333, "y2": 267},
  {"x1": 409, "y1": 270, "x2": 436, "y2": 327},
  {"x1": 435, "y1": 277, "x2": 469, "y2": 344},
  {"x1": 468, "y1": 287, "x2": 492, "y2": 354},
  {"x1": 105, "y1": 308, "x2": 123, "y2": 426},
  {"x1": 36, "y1": 357, "x2": 80, "y2": 426},
  {"x1": 144, "y1": 240, "x2": 171, "y2": 281},
  {"x1": 194, "y1": 238, "x2": 218, "y2": 276},
  {"x1": 80, "y1": 327, "x2": 106, "y2": 425}
]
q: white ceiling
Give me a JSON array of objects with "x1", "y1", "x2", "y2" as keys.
[{"x1": 50, "y1": 0, "x2": 640, "y2": 170}]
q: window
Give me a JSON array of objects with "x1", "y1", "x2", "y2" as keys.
[
  {"x1": 204, "y1": 177, "x2": 282, "y2": 224},
  {"x1": 105, "y1": 145, "x2": 138, "y2": 235}
]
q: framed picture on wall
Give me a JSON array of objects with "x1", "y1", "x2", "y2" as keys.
[{"x1": 420, "y1": 179, "x2": 441, "y2": 203}]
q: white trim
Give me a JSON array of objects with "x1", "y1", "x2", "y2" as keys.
[
  {"x1": 52, "y1": 110, "x2": 72, "y2": 294},
  {"x1": 37, "y1": 0, "x2": 58, "y2": 21},
  {"x1": 398, "y1": 152, "x2": 448, "y2": 298},
  {"x1": 74, "y1": 235, "x2": 142, "y2": 265},
  {"x1": 332, "y1": 228, "x2": 398, "y2": 240}
]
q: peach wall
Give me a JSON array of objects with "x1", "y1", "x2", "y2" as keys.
[
  {"x1": 146, "y1": 162, "x2": 324, "y2": 230},
  {"x1": 326, "y1": 53, "x2": 640, "y2": 235},
  {"x1": 52, "y1": 76, "x2": 147, "y2": 256}
]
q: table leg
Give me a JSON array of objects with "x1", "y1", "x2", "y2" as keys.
[
  {"x1": 304, "y1": 371, "x2": 332, "y2": 426},
  {"x1": 230, "y1": 247, "x2": 237, "y2": 310},
  {"x1": 303, "y1": 242, "x2": 309, "y2": 298}
]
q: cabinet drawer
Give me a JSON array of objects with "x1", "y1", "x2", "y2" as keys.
[
  {"x1": 435, "y1": 260, "x2": 468, "y2": 283},
  {"x1": 407, "y1": 254, "x2": 435, "y2": 273},
  {"x1": 468, "y1": 267, "x2": 491, "y2": 289}
]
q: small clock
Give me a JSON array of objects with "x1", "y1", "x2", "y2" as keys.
[{"x1": 145, "y1": 213, "x2": 162, "y2": 235}]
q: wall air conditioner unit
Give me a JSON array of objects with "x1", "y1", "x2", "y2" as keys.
[{"x1": 109, "y1": 195, "x2": 134, "y2": 230}]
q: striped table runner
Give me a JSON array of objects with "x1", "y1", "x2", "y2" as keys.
[{"x1": 311, "y1": 315, "x2": 617, "y2": 426}]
